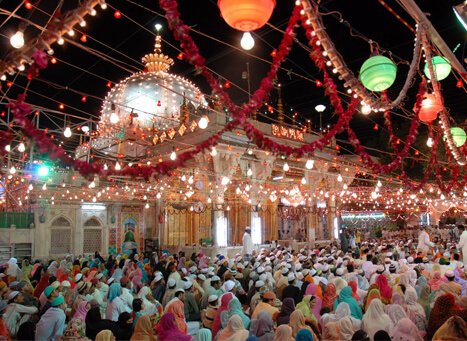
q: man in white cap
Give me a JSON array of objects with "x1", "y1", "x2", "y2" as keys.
[
  {"x1": 418, "y1": 226, "x2": 434, "y2": 254},
  {"x1": 444, "y1": 270, "x2": 462, "y2": 296},
  {"x1": 201, "y1": 295, "x2": 218, "y2": 329},
  {"x1": 3, "y1": 291, "x2": 38, "y2": 337},
  {"x1": 223, "y1": 280, "x2": 235, "y2": 295},
  {"x1": 200, "y1": 275, "x2": 222, "y2": 309},
  {"x1": 242, "y1": 226, "x2": 254, "y2": 258},
  {"x1": 162, "y1": 278, "x2": 177, "y2": 307},
  {"x1": 183, "y1": 280, "x2": 200, "y2": 321},
  {"x1": 282, "y1": 272, "x2": 301, "y2": 304},
  {"x1": 151, "y1": 272, "x2": 166, "y2": 303}
]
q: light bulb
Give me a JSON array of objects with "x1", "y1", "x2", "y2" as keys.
[
  {"x1": 240, "y1": 32, "x2": 255, "y2": 50},
  {"x1": 198, "y1": 115, "x2": 208, "y2": 129},
  {"x1": 4, "y1": 145, "x2": 10, "y2": 152},
  {"x1": 181, "y1": 175, "x2": 186, "y2": 182},
  {"x1": 247, "y1": 167, "x2": 253, "y2": 177},
  {"x1": 18, "y1": 142, "x2": 25, "y2": 152},
  {"x1": 100, "y1": 2, "x2": 107, "y2": 10},
  {"x1": 10, "y1": 31, "x2": 24, "y2": 49},
  {"x1": 81, "y1": 125, "x2": 89, "y2": 133},
  {"x1": 210, "y1": 147, "x2": 217, "y2": 156},
  {"x1": 57, "y1": 37, "x2": 64, "y2": 45},
  {"x1": 221, "y1": 176, "x2": 230, "y2": 186},
  {"x1": 305, "y1": 159, "x2": 314, "y2": 169},
  {"x1": 301, "y1": 177, "x2": 307, "y2": 185},
  {"x1": 283, "y1": 162, "x2": 290, "y2": 172},
  {"x1": 64, "y1": 127, "x2": 72, "y2": 138},
  {"x1": 115, "y1": 162, "x2": 121, "y2": 171},
  {"x1": 9, "y1": 166, "x2": 16, "y2": 174},
  {"x1": 110, "y1": 112, "x2": 119, "y2": 124},
  {"x1": 426, "y1": 137, "x2": 434, "y2": 148},
  {"x1": 361, "y1": 103, "x2": 372, "y2": 115},
  {"x1": 42, "y1": 183, "x2": 47, "y2": 190},
  {"x1": 377, "y1": 180, "x2": 382, "y2": 187},
  {"x1": 68, "y1": 29, "x2": 75, "y2": 36},
  {"x1": 28, "y1": 184, "x2": 33, "y2": 191},
  {"x1": 145, "y1": 203, "x2": 150, "y2": 209},
  {"x1": 170, "y1": 150, "x2": 177, "y2": 160},
  {"x1": 207, "y1": 197, "x2": 212, "y2": 204},
  {"x1": 103, "y1": 163, "x2": 108, "y2": 170},
  {"x1": 18, "y1": 64, "x2": 25, "y2": 71},
  {"x1": 337, "y1": 174, "x2": 343, "y2": 182},
  {"x1": 188, "y1": 176, "x2": 194, "y2": 184}
]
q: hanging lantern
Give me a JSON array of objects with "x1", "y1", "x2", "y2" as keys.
[
  {"x1": 450, "y1": 127, "x2": 467, "y2": 147},
  {"x1": 359, "y1": 55, "x2": 397, "y2": 92},
  {"x1": 424, "y1": 56, "x2": 451, "y2": 81},
  {"x1": 418, "y1": 93, "x2": 443, "y2": 122},
  {"x1": 218, "y1": 0, "x2": 276, "y2": 31}
]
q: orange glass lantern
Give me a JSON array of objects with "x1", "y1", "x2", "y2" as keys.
[
  {"x1": 418, "y1": 93, "x2": 443, "y2": 123},
  {"x1": 218, "y1": 0, "x2": 276, "y2": 31}
]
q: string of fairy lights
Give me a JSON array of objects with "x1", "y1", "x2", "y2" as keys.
[{"x1": 0, "y1": 0, "x2": 465, "y2": 216}]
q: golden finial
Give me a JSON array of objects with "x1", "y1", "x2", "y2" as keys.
[{"x1": 142, "y1": 27, "x2": 174, "y2": 72}]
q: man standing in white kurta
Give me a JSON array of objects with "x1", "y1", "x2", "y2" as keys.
[
  {"x1": 457, "y1": 225, "x2": 467, "y2": 265},
  {"x1": 418, "y1": 226, "x2": 434, "y2": 254},
  {"x1": 242, "y1": 227, "x2": 254, "y2": 258}
]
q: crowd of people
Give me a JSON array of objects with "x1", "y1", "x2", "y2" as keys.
[{"x1": 0, "y1": 225, "x2": 466, "y2": 340}]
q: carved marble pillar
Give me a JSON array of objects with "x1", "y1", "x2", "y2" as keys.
[{"x1": 211, "y1": 147, "x2": 242, "y2": 246}]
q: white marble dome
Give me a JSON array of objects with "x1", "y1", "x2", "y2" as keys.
[
  {"x1": 100, "y1": 71, "x2": 206, "y2": 131},
  {"x1": 99, "y1": 35, "x2": 206, "y2": 133}
]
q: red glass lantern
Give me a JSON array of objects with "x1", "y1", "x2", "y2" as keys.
[
  {"x1": 418, "y1": 94, "x2": 443, "y2": 123},
  {"x1": 218, "y1": 0, "x2": 276, "y2": 32}
]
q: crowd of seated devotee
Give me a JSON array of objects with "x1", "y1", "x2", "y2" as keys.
[{"x1": 0, "y1": 225, "x2": 466, "y2": 340}]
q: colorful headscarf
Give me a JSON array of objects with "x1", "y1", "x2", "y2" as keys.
[{"x1": 108, "y1": 283, "x2": 121, "y2": 303}]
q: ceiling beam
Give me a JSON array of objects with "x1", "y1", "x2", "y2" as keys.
[{"x1": 398, "y1": 0, "x2": 467, "y2": 82}]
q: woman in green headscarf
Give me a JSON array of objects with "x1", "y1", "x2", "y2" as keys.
[
  {"x1": 196, "y1": 328, "x2": 212, "y2": 341},
  {"x1": 296, "y1": 295, "x2": 318, "y2": 325},
  {"x1": 221, "y1": 297, "x2": 250, "y2": 329},
  {"x1": 333, "y1": 286, "x2": 363, "y2": 320},
  {"x1": 418, "y1": 285, "x2": 431, "y2": 320},
  {"x1": 21, "y1": 259, "x2": 33, "y2": 285}
]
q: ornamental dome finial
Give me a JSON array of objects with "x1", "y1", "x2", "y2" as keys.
[{"x1": 142, "y1": 34, "x2": 174, "y2": 72}]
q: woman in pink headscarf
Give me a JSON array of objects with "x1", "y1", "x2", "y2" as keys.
[
  {"x1": 211, "y1": 293, "x2": 233, "y2": 338},
  {"x1": 128, "y1": 262, "x2": 143, "y2": 292},
  {"x1": 198, "y1": 252, "x2": 208, "y2": 269},
  {"x1": 157, "y1": 312, "x2": 191, "y2": 341},
  {"x1": 304, "y1": 283, "x2": 323, "y2": 320},
  {"x1": 428, "y1": 271, "x2": 445, "y2": 291},
  {"x1": 390, "y1": 318, "x2": 423, "y2": 341}
]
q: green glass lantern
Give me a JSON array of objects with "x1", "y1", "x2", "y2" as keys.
[
  {"x1": 424, "y1": 56, "x2": 451, "y2": 81},
  {"x1": 450, "y1": 127, "x2": 466, "y2": 147},
  {"x1": 359, "y1": 55, "x2": 397, "y2": 92}
]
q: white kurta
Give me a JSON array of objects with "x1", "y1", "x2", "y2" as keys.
[
  {"x1": 457, "y1": 230, "x2": 467, "y2": 265},
  {"x1": 242, "y1": 232, "x2": 254, "y2": 255},
  {"x1": 417, "y1": 230, "x2": 433, "y2": 253}
]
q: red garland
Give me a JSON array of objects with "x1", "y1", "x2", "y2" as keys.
[
  {"x1": 345, "y1": 82, "x2": 423, "y2": 174},
  {"x1": 159, "y1": 0, "x2": 300, "y2": 123}
]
